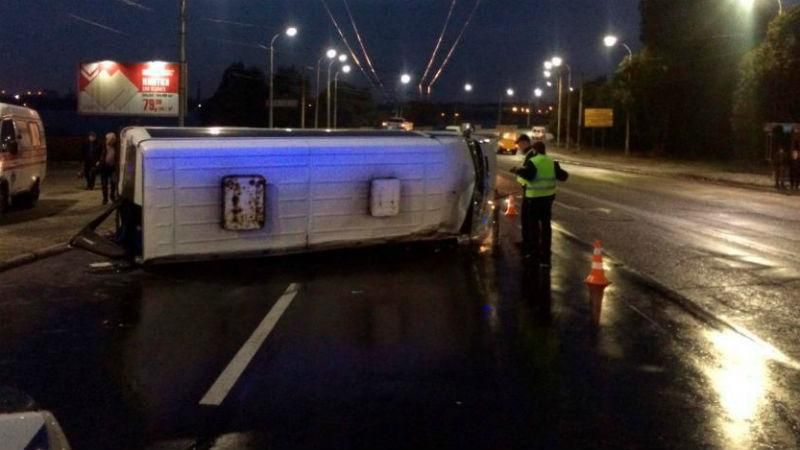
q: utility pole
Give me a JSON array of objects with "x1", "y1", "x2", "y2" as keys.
[
  {"x1": 300, "y1": 71, "x2": 306, "y2": 129},
  {"x1": 565, "y1": 68, "x2": 572, "y2": 149},
  {"x1": 577, "y1": 73, "x2": 584, "y2": 151},
  {"x1": 178, "y1": 0, "x2": 187, "y2": 127},
  {"x1": 556, "y1": 74, "x2": 563, "y2": 147}
]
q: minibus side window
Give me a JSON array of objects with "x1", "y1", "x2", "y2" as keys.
[
  {"x1": 28, "y1": 122, "x2": 41, "y2": 147},
  {"x1": 0, "y1": 120, "x2": 16, "y2": 153}
]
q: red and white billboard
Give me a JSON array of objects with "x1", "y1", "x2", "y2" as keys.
[{"x1": 78, "y1": 61, "x2": 180, "y2": 117}]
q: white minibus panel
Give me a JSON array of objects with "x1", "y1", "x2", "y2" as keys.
[{"x1": 71, "y1": 127, "x2": 495, "y2": 264}]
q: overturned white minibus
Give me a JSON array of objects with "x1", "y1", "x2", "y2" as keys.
[{"x1": 71, "y1": 127, "x2": 495, "y2": 264}]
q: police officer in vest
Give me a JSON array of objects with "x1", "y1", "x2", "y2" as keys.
[{"x1": 511, "y1": 136, "x2": 568, "y2": 266}]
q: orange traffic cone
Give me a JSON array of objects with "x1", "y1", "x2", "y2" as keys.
[
  {"x1": 585, "y1": 240, "x2": 611, "y2": 326},
  {"x1": 504, "y1": 196, "x2": 519, "y2": 217}
]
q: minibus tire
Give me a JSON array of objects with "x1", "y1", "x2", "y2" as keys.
[
  {"x1": 29, "y1": 180, "x2": 40, "y2": 205},
  {"x1": 0, "y1": 182, "x2": 8, "y2": 216}
]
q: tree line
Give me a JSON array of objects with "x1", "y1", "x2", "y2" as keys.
[{"x1": 577, "y1": 1, "x2": 798, "y2": 160}]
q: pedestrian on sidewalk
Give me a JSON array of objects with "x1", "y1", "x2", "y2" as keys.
[
  {"x1": 98, "y1": 132, "x2": 119, "y2": 205},
  {"x1": 774, "y1": 145, "x2": 787, "y2": 190},
  {"x1": 81, "y1": 131, "x2": 100, "y2": 190},
  {"x1": 790, "y1": 143, "x2": 800, "y2": 191},
  {"x1": 511, "y1": 137, "x2": 569, "y2": 267}
]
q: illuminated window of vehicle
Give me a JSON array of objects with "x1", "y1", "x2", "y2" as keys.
[{"x1": 28, "y1": 122, "x2": 41, "y2": 147}]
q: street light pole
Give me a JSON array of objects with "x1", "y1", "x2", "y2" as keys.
[
  {"x1": 268, "y1": 32, "x2": 280, "y2": 128},
  {"x1": 565, "y1": 64, "x2": 572, "y2": 150},
  {"x1": 315, "y1": 49, "x2": 336, "y2": 129},
  {"x1": 550, "y1": 56, "x2": 566, "y2": 148},
  {"x1": 498, "y1": 88, "x2": 513, "y2": 126},
  {"x1": 604, "y1": 36, "x2": 633, "y2": 156},
  {"x1": 577, "y1": 73, "x2": 584, "y2": 151},
  {"x1": 463, "y1": 83, "x2": 473, "y2": 124},
  {"x1": 178, "y1": 0, "x2": 187, "y2": 127},
  {"x1": 556, "y1": 74, "x2": 563, "y2": 147},
  {"x1": 622, "y1": 44, "x2": 633, "y2": 157},
  {"x1": 398, "y1": 73, "x2": 412, "y2": 116},
  {"x1": 533, "y1": 88, "x2": 543, "y2": 130},
  {"x1": 269, "y1": 27, "x2": 297, "y2": 129},
  {"x1": 327, "y1": 54, "x2": 347, "y2": 128},
  {"x1": 334, "y1": 65, "x2": 351, "y2": 129}
]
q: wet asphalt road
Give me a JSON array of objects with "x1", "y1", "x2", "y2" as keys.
[
  {"x1": 498, "y1": 153, "x2": 800, "y2": 362},
  {"x1": 2, "y1": 161, "x2": 800, "y2": 449}
]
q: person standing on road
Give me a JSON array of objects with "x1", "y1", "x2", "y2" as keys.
[
  {"x1": 790, "y1": 143, "x2": 800, "y2": 191},
  {"x1": 511, "y1": 137, "x2": 568, "y2": 266},
  {"x1": 774, "y1": 145, "x2": 787, "y2": 190},
  {"x1": 98, "y1": 132, "x2": 119, "y2": 205},
  {"x1": 81, "y1": 132, "x2": 100, "y2": 190}
]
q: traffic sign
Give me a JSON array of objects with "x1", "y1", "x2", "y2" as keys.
[{"x1": 584, "y1": 108, "x2": 614, "y2": 128}]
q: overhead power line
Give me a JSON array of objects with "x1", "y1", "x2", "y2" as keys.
[
  {"x1": 319, "y1": 0, "x2": 386, "y2": 100},
  {"x1": 341, "y1": 0, "x2": 386, "y2": 97},
  {"x1": 68, "y1": 13, "x2": 128, "y2": 36},
  {"x1": 419, "y1": 0, "x2": 457, "y2": 97},
  {"x1": 427, "y1": 0, "x2": 483, "y2": 94}
]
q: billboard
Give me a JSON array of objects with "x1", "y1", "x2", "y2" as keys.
[
  {"x1": 584, "y1": 108, "x2": 614, "y2": 128},
  {"x1": 79, "y1": 61, "x2": 180, "y2": 117}
]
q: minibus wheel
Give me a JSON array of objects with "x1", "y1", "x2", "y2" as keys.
[{"x1": 0, "y1": 182, "x2": 8, "y2": 217}]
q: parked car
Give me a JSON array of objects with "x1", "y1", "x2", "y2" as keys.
[
  {"x1": 380, "y1": 117, "x2": 414, "y2": 131},
  {"x1": 0, "y1": 102, "x2": 47, "y2": 218}
]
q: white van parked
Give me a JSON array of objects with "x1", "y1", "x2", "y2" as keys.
[
  {"x1": 0, "y1": 103, "x2": 47, "y2": 217},
  {"x1": 71, "y1": 127, "x2": 496, "y2": 264}
]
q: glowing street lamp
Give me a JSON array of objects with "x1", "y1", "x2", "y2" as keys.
[
  {"x1": 506, "y1": 88, "x2": 515, "y2": 97},
  {"x1": 544, "y1": 61, "x2": 553, "y2": 70},
  {"x1": 551, "y1": 56, "x2": 563, "y2": 67},
  {"x1": 603, "y1": 35, "x2": 618, "y2": 48},
  {"x1": 534, "y1": 88, "x2": 543, "y2": 98},
  {"x1": 464, "y1": 83, "x2": 473, "y2": 92},
  {"x1": 739, "y1": 0, "x2": 782, "y2": 14},
  {"x1": 269, "y1": 25, "x2": 299, "y2": 127},
  {"x1": 604, "y1": 35, "x2": 632, "y2": 58},
  {"x1": 543, "y1": 70, "x2": 552, "y2": 78},
  {"x1": 400, "y1": 73, "x2": 412, "y2": 84}
]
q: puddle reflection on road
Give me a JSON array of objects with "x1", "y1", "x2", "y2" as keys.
[{"x1": 701, "y1": 328, "x2": 798, "y2": 449}]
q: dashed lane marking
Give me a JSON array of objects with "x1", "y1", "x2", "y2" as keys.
[{"x1": 199, "y1": 283, "x2": 300, "y2": 406}]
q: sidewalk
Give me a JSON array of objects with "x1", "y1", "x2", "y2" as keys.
[
  {"x1": 547, "y1": 146, "x2": 779, "y2": 191},
  {"x1": 0, "y1": 162, "x2": 111, "y2": 266}
]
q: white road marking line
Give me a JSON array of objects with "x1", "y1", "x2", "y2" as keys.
[{"x1": 199, "y1": 283, "x2": 300, "y2": 406}]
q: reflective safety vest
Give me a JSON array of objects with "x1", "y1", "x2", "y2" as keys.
[{"x1": 518, "y1": 153, "x2": 557, "y2": 198}]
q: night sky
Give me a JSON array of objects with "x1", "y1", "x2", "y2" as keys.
[{"x1": 2, "y1": 0, "x2": 794, "y2": 102}]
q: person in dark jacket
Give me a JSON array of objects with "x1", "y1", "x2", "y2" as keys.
[
  {"x1": 774, "y1": 145, "x2": 787, "y2": 189},
  {"x1": 81, "y1": 132, "x2": 100, "y2": 190},
  {"x1": 98, "y1": 132, "x2": 119, "y2": 205},
  {"x1": 510, "y1": 137, "x2": 568, "y2": 266},
  {"x1": 790, "y1": 143, "x2": 800, "y2": 191}
]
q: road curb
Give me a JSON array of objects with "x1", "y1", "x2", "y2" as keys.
[
  {"x1": 551, "y1": 223, "x2": 752, "y2": 337},
  {"x1": 0, "y1": 243, "x2": 71, "y2": 274},
  {"x1": 552, "y1": 154, "x2": 774, "y2": 192}
]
